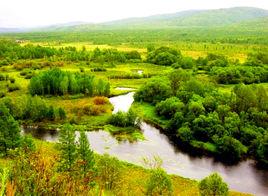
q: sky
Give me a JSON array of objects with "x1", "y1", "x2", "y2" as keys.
[{"x1": 0, "y1": 0, "x2": 267, "y2": 28}]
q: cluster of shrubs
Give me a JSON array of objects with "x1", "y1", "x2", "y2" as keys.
[
  {"x1": 0, "y1": 40, "x2": 142, "y2": 65},
  {"x1": 135, "y1": 71, "x2": 268, "y2": 165},
  {"x1": 108, "y1": 72, "x2": 153, "y2": 79},
  {"x1": 1, "y1": 95, "x2": 67, "y2": 122},
  {"x1": 20, "y1": 70, "x2": 35, "y2": 79},
  {"x1": 71, "y1": 96, "x2": 110, "y2": 117},
  {"x1": 147, "y1": 46, "x2": 268, "y2": 85},
  {"x1": 109, "y1": 109, "x2": 140, "y2": 128},
  {"x1": 90, "y1": 67, "x2": 107, "y2": 72},
  {"x1": 0, "y1": 74, "x2": 21, "y2": 93},
  {"x1": 29, "y1": 68, "x2": 110, "y2": 96}
]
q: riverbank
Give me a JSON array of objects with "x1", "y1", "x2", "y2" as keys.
[{"x1": 0, "y1": 139, "x2": 252, "y2": 196}]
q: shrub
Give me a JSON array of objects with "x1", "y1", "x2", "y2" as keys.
[
  {"x1": 58, "y1": 107, "x2": 67, "y2": 120},
  {"x1": 91, "y1": 67, "x2": 107, "y2": 72},
  {"x1": 9, "y1": 78, "x2": 15, "y2": 83},
  {"x1": 199, "y1": 173, "x2": 228, "y2": 196},
  {"x1": 156, "y1": 97, "x2": 184, "y2": 118},
  {"x1": 0, "y1": 74, "x2": 5, "y2": 81},
  {"x1": 0, "y1": 91, "x2": 6, "y2": 98},
  {"x1": 146, "y1": 168, "x2": 173, "y2": 196},
  {"x1": 134, "y1": 77, "x2": 172, "y2": 104},
  {"x1": 93, "y1": 96, "x2": 109, "y2": 105},
  {"x1": 97, "y1": 154, "x2": 122, "y2": 190},
  {"x1": 109, "y1": 109, "x2": 139, "y2": 127},
  {"x1": 7, "y1": 83, "x2": 20, "y2": 92}
]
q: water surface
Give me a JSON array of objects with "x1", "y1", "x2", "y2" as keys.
[{"x1": 23, "y1": 92, "x2": 268, "y2": 196}]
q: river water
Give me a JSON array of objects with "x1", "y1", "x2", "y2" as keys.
[{"x1": 22, "y1": 92, "x2": 268, "y2": 196}]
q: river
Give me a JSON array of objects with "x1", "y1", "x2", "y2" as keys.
[{"x1": 22, "y1": 92, "x2": 268, "y2": 196}]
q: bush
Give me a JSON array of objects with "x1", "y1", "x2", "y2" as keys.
[
  {"x1": 9, "y1": 78, "x2": 15, "y2": 83},
  {"x1": 134, "y1": 77, "x2": 172, "y2": 104},
  {"x1": 156, "y1": 97, "x2": 184, "y2": 118},
  {"x1": 147, "y1": 47, "x2": 181, "y2": 66},
  {"x1": 0, "y1": 91, "x2": 6, "y2": 98},
  {"x1": 97, "y1": 154, "x2": 122, "y2": 190},
  {"x1": 7, "y1": 83, "x2": 20, "y2": 92},
  {"x1": 58, "y1": 107, "x2": 67, "y2": 120},
  {"x1": 109, "y1": 110, "x2": 139, "y2": 128},
  {"x1": 91, "y1": 67, "x2": 107, "y2": 72},
  {"x1": 215, "y1": 135, "x2": 247, "y2": 162},
  {"x1": 146, "y1": 168, "x2": 173, "y2": 196},
  {"x1": 199, "y1": 173, "x2": 228, "y2": 196},
  {"x1": 93, "y1": 96, "x2": 109, "y2": 105}
]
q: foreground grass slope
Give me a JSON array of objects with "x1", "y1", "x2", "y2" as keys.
[{"x1": 0, "y1": 140, "x2": 252, "y2": 195}]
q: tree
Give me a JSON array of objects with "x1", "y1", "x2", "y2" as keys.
[
  {"x1": 233, "y1": 84, "x2": 257, "y2": 113},
  {"x1": 177, "y1": 125, "x2": 193, "y2": 143},
  {"x1": 168, "y1": 69, "x2": 191, "y2": 95},
  {"x1": 145, "y1": 168, "x2": 173, "y2": 196},
  {"x1": 58, "y1": 124, "x2": 77, "y2": 172},
  {"x1": 77, "y1": 131, "x2": 95, "y2": 178},
  {"x1": 156, "y1": 97, "x2": 184, "y2": 118},
  {"x1": 134, "y1": 77, "x2": 172, "y2": 104},
  {"x1": 199, "y1": 173, "x2": 228, "y2": 196},
  {"x1": 256, "y1": 132, "x2": 268, "y2": 167},
  {"x1": 216, "y1": 135, "x2": 247, "y2": 163},
  {"x1": 0, "y1": 103, "x2": 21, "y2": 156}
]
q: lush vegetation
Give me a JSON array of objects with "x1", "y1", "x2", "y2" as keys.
[
  {"x1": 29, "y1": 68, "x2": 110, "y2": 96},
  {"x1": 135, "y1": 68, "x2": 268, "y2": 165},
  {"x1": 0, "y1": 11, "x2": 267, "y2": 194}
]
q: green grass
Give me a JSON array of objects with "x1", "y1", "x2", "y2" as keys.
[
  {"x1": 0, "y1": 139, "x2": 252, "y2": 196},
  {"x1": 131, "y1": 102, "x2": 170, "y2": 129},
  {"x1": 104, "y1": 124, "x2": 145, "y2": 142}
]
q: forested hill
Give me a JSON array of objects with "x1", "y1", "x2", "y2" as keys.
[
  {"x1": 1, "y1": 7, "x2": 268, "y2": 33},
  {"x1": 43, "y1": 7, "x2": 268, "y2": 31},
  {"x1": 100, "y1": 7, "x2": 268, "y2": 28}
]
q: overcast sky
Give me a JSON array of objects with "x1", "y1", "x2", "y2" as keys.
[{"x1": 0, "y1": 0, "x2": 267, "y2": 28}]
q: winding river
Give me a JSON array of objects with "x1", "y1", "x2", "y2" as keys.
[{"x1": 22, "y1": 92, "x2": 268, "y2": 196}]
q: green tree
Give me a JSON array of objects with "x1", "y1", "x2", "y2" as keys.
[
  {"x1": 0, "y1": 103, "x2": 21, "y2": 156},
  {"x1": 256, "y1": 132, "x2": 268, "y2": 167},
  {"x1": 156, "y1": 97, "x2": 184, "y2": 118},
  {"x1": 145, "y1": 168, "x2": 173, "y2": 196},
  {"x1": 168, "y1": 69, "x2": 191, "y2": 95},
  {"x1": 216, "y1": 135, "x2": 247, "y2": 162},
  {"x1": 199, "y1": 173, "x2": 228, "y2": 196},
  {"x1": 77, "y1": 131, "x2": 95, "y2": 178},
  {"x1": 134, "y1": 77, "x2": 172, "y2": 104},
  {"x1": 58, "y1": 124, "x2": 77, "y2": 172}
]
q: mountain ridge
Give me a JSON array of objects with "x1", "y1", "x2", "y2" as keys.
[{"x1": 0, "y1": 7, "x2": 267, "y2": 33}]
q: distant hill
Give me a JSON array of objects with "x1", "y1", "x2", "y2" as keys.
[
  {"x1": 0, "y1": 7, "x2": 267, "y2": 33},
  {"x1": 99, "y1": 7, "x2": 268, "y2": 28},
  {"x1": 229, "y1": 16, "x2": 268, "y2": 31}
]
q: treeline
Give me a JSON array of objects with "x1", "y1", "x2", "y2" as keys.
[
  {"x1": 1, "y1": 95, "x2": 66, "y2": 122},
  {"x1": 29, "y1": 68, "x2": 110, "y2": 96},
  {"x1": 147, "y1": 47, "x2": 268, "y2": 85},
  {"x1": 2, "y1": 28, "x2": 267, "y2": 44},
  {"x1": 0, "y1": 40, "x2": 141, "y2": 64},
  {"x1": 134, "y1": 70, "x2": 268, "y2": 166}
]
